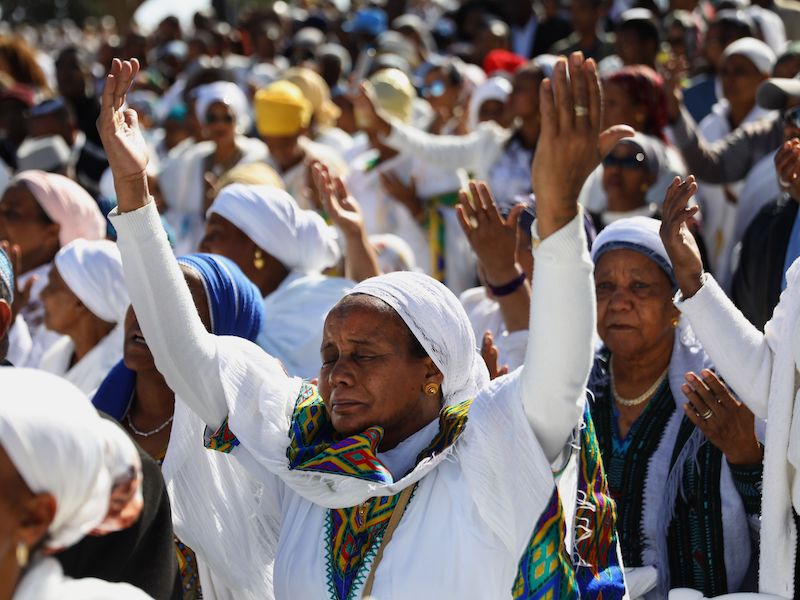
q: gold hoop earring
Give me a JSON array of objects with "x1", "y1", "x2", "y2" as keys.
[
  {"x1": 253, "y1": 249, "x2": 265, "y2": 270},
  {"x1": 16, "y1": 542, "x2": 28, "y2": 569},
  {"x1": 425, "y1": 383, "x2": 440, "y2": 396},
  {"x1": 671, "y1": 317, "x2": 680, "y2": 328}
]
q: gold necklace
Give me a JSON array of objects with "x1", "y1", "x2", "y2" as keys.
[{"x1": 610, "y1": 356, "x2": 669, "y2": 407}]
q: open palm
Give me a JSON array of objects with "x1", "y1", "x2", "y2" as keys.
[{"x1": 97, "y1": 58, "x2": 150, "y2": 182}]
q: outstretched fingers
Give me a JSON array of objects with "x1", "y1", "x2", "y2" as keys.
[{"x1": 552, "y1": 58, "x2": 573, "y2": 133}]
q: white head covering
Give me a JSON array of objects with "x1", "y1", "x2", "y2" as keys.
[
  {"x1": 208, "y1": 183, "x2": 341, "y2": 274},
  {"x1": 467, "y1": 77, "x2": 512, "y2": 132},
  {"x1": 591, "y1": 216, "x2": 675, "y2": 285},
  {"x1": 722, "y1": 37, "x2": 776, "y2": 75},
  {"x1": 194, "y1": 81, "x2": 252, "y2": 134},
  {"x1": 346, "y1": 271, "x2": 489, "y2": 406},
  {"x1": 0, "y1": 369, "x2": 142, "y2": 550},
  {"x1": 54, "y1": 239, "x2": 130, "y2": 324}
]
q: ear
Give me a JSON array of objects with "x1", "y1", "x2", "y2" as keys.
[
  {"x1": 0, "y1": 300, "x2": 11, "y2": 342},
  {"x1": 17, "y1": 492, "x2": 57, "y2": 551},
  {"x1": 43, "y1": 222, "x2": 61, "y2": 253},
  {"x1": 422, "y1": 356, "x2": 444, "y2": 387}
]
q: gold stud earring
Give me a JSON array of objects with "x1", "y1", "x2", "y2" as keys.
[
  {"x1": 425, "y1": 383, "x2": 440, "y2": 395},
  {"x1": 15, "y1": 542, "x2": 28, "y2": 569},
  {"x1": 671, "y1": 317, "x2": 680, "y2": 328},
  {"x1": 253, "y1": 249, "x2": 265, "y2": 270}
]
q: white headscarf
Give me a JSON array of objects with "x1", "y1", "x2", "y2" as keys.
[
  {"x1": 0, "y1": 369, "x2": 142, "y2": 550},
  {"x1": 592, "y1": 215, "x2": 675, "y2": 285},
  {"x1": 208, "y1": 183, "x2": 341, "y2": 274},
  {"x1": 467, "y1": 77, "x2": 512, "y2": 132},
  {"x1": 54, "y1": 239, "x2": 130, "y2": 324},
  {"x1": 722, "y1": 36, "x2": 776, "y2": 75},
  {"x1": 346, "y1": 271, "x2": 489, "y2": 406},
  {"x1": 194, "y1": 81, "x2": 252, "y2": 134}
]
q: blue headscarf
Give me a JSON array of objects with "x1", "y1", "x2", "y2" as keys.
[
  {"x1": 0, "y1": 248, "x2": 13, "y2": 304},
  {"x1": 93, "y1": 253, "x2": 264, "y2": 420}
]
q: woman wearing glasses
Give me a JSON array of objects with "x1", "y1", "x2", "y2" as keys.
[{"x1": 162, "y1": 81, "x2": 268, "y2": 254}]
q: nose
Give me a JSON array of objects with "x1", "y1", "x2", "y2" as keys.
[
  {"x1": 328, "y1": 356, "x2": 356, "y2": 388},
  {"x1": 607, "y1": 287, "x2": 633, "y2": 311}
]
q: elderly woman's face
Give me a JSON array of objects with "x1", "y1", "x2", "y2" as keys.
[
  {"x1": 0, "y1": 184, "x2": 60, "y2": 272},
  {"x1": 318, "y1": 296, "x2": 442, "y2": 451},
  {"x1": 595, "y1": 249, "x2": 678, "y2": 359}
]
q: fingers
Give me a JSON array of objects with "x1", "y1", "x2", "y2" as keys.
[
  {"x1": 457, "y1": 189, "x2": 478, "y2": 231},
  {"x1": 698, "y1": 369, "x2": 738, "y2": 409},
  {"x1": 506, "y1": 204, "x2": 526, "y2": 229},
  {"x1": 539, "y1": 77, "x2": 557, "y2": 138},
  {"x1": 597, "y1": 125, "x2": 636, "y2": 159},
  {"x1": 475, "y1": 181, "x2": 504, "y2": 225},
  {"x1": 569, "y1": 53, "x2": 590, "y2": 132},
  {"x1": 585, "y1": 58, "x2": 602, "y2": 137},
  {"x1": 552, "y1": 58, "x2": 573, "y2": 133},
  {"x1": 683, "y1": 371, "x2": 724, "y2": 421}
]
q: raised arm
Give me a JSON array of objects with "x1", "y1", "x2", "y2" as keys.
[
  {"x1": 519, "y1": 53, "x2": 633, "y2": 461},
  {"x1": 98, "y1": 58, "x2": 226, "y2": 427},
  {"x1": 660, "y1": 176, "x2": 773, "y2": 418}
]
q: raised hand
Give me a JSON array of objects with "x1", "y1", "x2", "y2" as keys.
[
  {"x1": 481, "y1": 331, "x2": 509, "y2": 380},
  {"x1": 659, "y1": 175, "x2": 704, "y2": 298},
  {"x1": 311, "y1": 162, "x2": 366, "y2": 239},
  {"x1": 379, "y1": 171, "x2": 422, "y2": 221},
  {"x1": 682, "y1": 369, "x2": 762, "y2": 465},
  {"x1": 353, "y1": 83, "x2": 391, "y2": 138},
  {"x1": 97, "y1": 58, "x2": 151, "y2": 211},
  {"x1": 456, "y1": 180, "x2": 525, "y2": 286},
  {"x1": 532, "y1": 52, "x2": 633, "y2": 239}
]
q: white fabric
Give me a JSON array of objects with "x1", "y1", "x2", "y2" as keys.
[
  {"x1": 54, "y1": 240, "x2": 129, "y2": 324},
  {"x1": 38, "y1": 323, "x2": 125, "y2": 398},
  {"x1": 460, "y1": 286, "x2": 528, "y2": 370},
  {"x1": 592, "y1": 215, "x2": 671, "y2": 266},
  {"x1": 272, "y1": 137, "x2": 348, "y2": 210},
  {"x1": 257, "y1": 271, "x2": 353, "y2": 379},
  {"x1": 676, "y1": 271, "x2": 800, "y2": 597},
  {"x1": 746, "y1": 6, "x2": 787, "y2": 54},
  {"x1": 0, "y1": 369, "x2": 141, "y2": 550},
  {"x1": 721, "y1": 37, "x2": 776, "y2": 75},
  {"x1": 193, "y1": 81, "x2": 252, "y2": 134},
  {"x1": 10, "y1": 263, "x2": 62, "y2": 368},
  {"x1": 161, "y1": 136, "x2": 268, "y2": 256},
  {"x1": 695, "y1": 100, "x2": 774, "y2": 289},
  {"x1": 467, "y1": 77, "x2": 512, "y2": 132},
  {"x1": 209, "y1": 183, "x2": 340, "y2": 274},
  {"x1": 14, "y1": 557, "x2": 152, "y2": 600},
  {"x1": 110, "y1": 200, "x2": 594, "y2": 598}
]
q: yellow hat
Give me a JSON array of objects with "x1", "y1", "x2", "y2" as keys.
[
  {"x1": 369, "y1": 68, "x2": 415, "y2": 123},
  {"x1": 284, "y1": 67, "x2": 341, "y2": 129},
  {"x1": 254, "y1": 81, "x2": 313, "y2": 137}
]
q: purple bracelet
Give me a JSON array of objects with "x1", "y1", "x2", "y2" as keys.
[{"x1": 487, "y1": 271, "x2": 526, "y2": 297}]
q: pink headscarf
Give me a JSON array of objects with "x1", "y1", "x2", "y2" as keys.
[{"x1": 11, "y1": 170, "x2": 106, "y2": 246}]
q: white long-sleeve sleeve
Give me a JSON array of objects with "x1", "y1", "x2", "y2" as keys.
[
  {"x1": 520, "y1": 211, "x2": 595, "y2": 462},
  {"x1": 110, "y1": 201, "x2": 228, "y2": 428},
  {"x1": 381, "y1": 119, "x2": 509, "y2": 176},
  {"x1": 676, "y1": 273, "x2": 776, "y2": 419}
]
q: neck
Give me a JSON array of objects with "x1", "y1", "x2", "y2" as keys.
[
  {"x1": 0, "y1": 554, "x2": 20, "y2": 600},
  {"x1": 257, "y1": 264, "x2": 290, "y2": 298},
  {"x1": 131, "y1": 369, "x2": 175, "y2": 422},
  {"x1": 70, "y1": 315, "x2": 115, "y2": 363},
  {"x1": 607, "y1": 194, "x2": 647, "y2": 213},
  {"x1": 611, "y1": 339, "x2": 673, "y2": 394},
  {"x1": 727, "y1": 101, "x2": 754, "y2": 130},
  {"x1": 213, "y1": 137, "x2": 238, "y2": 161},
  {"x1": 518, "y1": 116, "x2": 540, "y2": 149}
]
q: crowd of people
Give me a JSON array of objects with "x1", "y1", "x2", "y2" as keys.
[{"x1": 2, "y1": 0, "x2": 800, "y2": 598}]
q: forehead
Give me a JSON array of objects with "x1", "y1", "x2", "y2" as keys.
[
  {"x1": 1, "y1": 183, "x2": 39, "y2": 211},
  {"x1": 324, "y1": 296, "x2": 406, "y2": 340},
  {"x1": 207, "y1": 100, "x2": 233, "y2": 114},
  {"x1": 595, "y1": 248, "x2": 667, "y2": 278}
]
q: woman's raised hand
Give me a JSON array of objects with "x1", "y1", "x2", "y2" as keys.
[
  {"x1": 532, "y1": 52, "x2": 633, "y2": 239},
  {"x1": 311, "y1": 161, "x2": 366, "y2": 239},
  {"x1": 659, "y1": 175, "x2": 704, "y2": 298},
  {"x1": 682, "y1": 370, "x2": 762, "y2": 466},
  {"x1": 97, "y1": 58, "x2": 151, "y2": 211}
]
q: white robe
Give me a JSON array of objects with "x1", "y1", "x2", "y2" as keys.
[
  {"x1": 38, "y1": 323, "x2": 124, "y2": 398},
  {"x1": 459, "y1": 286, "x2": 528, "y2": 371},
  {"x1": 14, "y1": 558, "x2": 152, "y2": 600}
]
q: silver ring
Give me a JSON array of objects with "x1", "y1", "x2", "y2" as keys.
[
  {"x1": 700, "y1": 409, "x2": 714, "y2": 421},
  {"x1": 574, "y1": 105, "x2": 589, "y2": 117}
]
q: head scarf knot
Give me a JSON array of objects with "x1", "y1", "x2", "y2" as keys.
[{"x1": 208, "y1": 183, "x2": 340, "y2": 274}]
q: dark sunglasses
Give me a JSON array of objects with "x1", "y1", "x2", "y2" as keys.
[
  {"x1": 602, "y1": 152, "x2": 647, "y2": 170},
  {"x1": 784, "y1": 105, "x2": 800, "y2": 129},
  {"x1": 206, "y1": 113, "x2": 235, "y2": 124}
]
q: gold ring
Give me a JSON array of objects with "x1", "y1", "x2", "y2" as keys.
[
  {"x1": 574, "y1": 105, "x2": 589, "y2": 117},
  {"x1": 700, "y1": 409, "x2": 714, "y2": 421}
]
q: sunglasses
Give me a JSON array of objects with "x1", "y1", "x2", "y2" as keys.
[
  {"x1": 206, "y1": 113, "x2": 235, "y2": 124},
  {"x1": 784, "y1": 105, "x2": 800, "y2": 129},
  {"x1": 421, "y1": 80, "x2": 447, "y2": 99},
  {"x1": 602, "y1": 151, "x2": 648, "y2": 170}
]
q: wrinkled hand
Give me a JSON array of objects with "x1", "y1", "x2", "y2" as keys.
[
  {"x1": 659, "y1": 175, "x2": 704, "y2": 298},
  {"x1": 97, "y1": 59, "x2": 149, "y2": 183},
  {"x1": 379, "y1": 171, "x2": 422, "y2": 220},
  {"x1": 311, "y1": 162, "x2": 366, "y2": 239},
  {"x1": 682, "y1": 370, "x2": 762, "y2": 465},
  {"x1": 481, "y1": 331, "x2": 509, "y2": 380},
  {"x1": 776, "y1": 138, "x2": 800, "y2": 201},
  {"x1": 0, "y1": 241, "x2": 34, "y2": 320},
  {"x1": 532, "y1": 52, "x2": 633, "y2": 238},
  {"x1": 456, "y1": 181, "x2": 525, "y2": 285}
]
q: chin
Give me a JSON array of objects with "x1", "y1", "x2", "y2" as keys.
[{"x1": 330, "y1": 414, "x2": 373, "y2": 439}]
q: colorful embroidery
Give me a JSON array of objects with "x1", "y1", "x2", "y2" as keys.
[
  {"x1": 175, "y1": 537, "x2": 202, "y2": 599},
  {"x1": 573, "y1": 405, "x2": 626, "y2": 599},
  {"x1": 513, "y1": 489, "x2": 580, "y2": 599},
  {"x1": 204, "y1": 417, "x2": 239, "y2": 453},
  {"x1": 424, "y1": 190, "x2": 460, "y2": 283}
]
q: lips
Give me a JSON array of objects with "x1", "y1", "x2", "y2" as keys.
[
  {"x1": 128, "y1": 332, "x2": 148, "y2": 346},
  {"x1": 329, "y1": 397, "x2": 366, "y2": 415}
]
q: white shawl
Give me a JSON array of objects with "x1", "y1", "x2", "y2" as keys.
[{"x1": 14, "y1": 558, "x2": 152, "y2": 600}]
